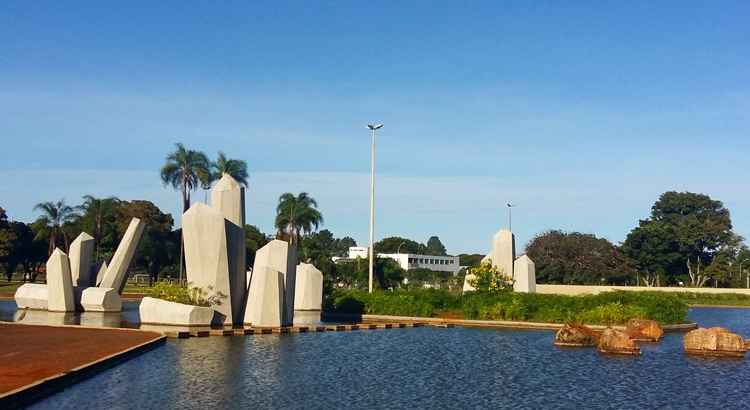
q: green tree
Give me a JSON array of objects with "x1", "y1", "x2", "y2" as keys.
[
  {"x1": 425, "y1": 236, "x2": 447, "y2": 256},
  {"x1": 622, "y1": 191, "x2": 739, "y2": 286},
  {"x1": 33, "y1": 199, "x2": 79, "y2": 255},
  {"x1": 160, "y1": 143, "x2": 211, "y2": 281},
  {"x1": 458, "y1": 253, "x2": 484, "y2": 267},
  {"x1": 526, "y1": 230, "x2": 636, "y2": 285},
  {"x1": 76, "y1": 195, "x2": 120, "y2": 261},
  {"x1": 374, "y1": 237, "x2": 425, "y2": 254},
  {"x1": 0, "y1": 207, "x2": 17, "y2": 280},
  {"x1": 374, "y1": 257, "x2": 405, "y2": 290},
  {"x1": 274, "y1": 192, "x2": 323, "y2": 245},
  {"x1": 160, "y1": 143, "x2": 211, "y2": 213},
  {"x1": 212, "y1": 151, "x2": 249, "y2": 186},
  {"x1": 245, "y1": 225, "x2": 270, "y2": 268},
  {"x1": 10, "y1": 221, "x2": 46, "y2": 282},
  {"x1": 334, "y1": 236, "x2": 356, "y2": 257}
]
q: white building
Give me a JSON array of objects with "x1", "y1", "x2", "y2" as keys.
[
  {"x1": 333, "y1": 247, "x2": 460, "y2": 275},
  {"x1": 378, "y1": 253, "x2": 460, "y2": 274},
  {"x1": 348, "y1": 246, "x2": 369, "y2": 259}
]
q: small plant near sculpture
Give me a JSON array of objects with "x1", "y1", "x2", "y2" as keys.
[
  {"x1": 145, "y1": 281, "x2": 226, "y2": 307},
  {"x1": 467, "y1": 261, "x2": 513, "y2": 293}
]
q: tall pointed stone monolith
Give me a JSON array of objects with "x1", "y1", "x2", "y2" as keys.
[
  {"x1": 513, "y1": 255, "x2": 536, "y2": 293},
  {"x1": 245, "y1": 266, "x2": 284, "y2": 327},
  {"x1": 69, "y1": 232, "x2": 95, "y2": 287},
  {"x1": 47, "y1": 248, "x2": 75, "y2": 312},
  {"x1": 483, "y1": 229, "x2": 516, "y2": 279},
  {"x1": 183, "y1": 202, "x2": 241, "y2": 324},
  {"x1": 209, "y1": 173, "x2": 247, "y2": 325},
  {"x1": 294, "y1": 263, "x2": 323, "y2": 311},
  {"x1": 245, "y1": 239, "x2": 296, "y2": 326},
  {"x1": 99, "y1": 218, "x2": 145, "y2": 293}
]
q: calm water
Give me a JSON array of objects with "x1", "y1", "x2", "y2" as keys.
[{"x1": 15, "y1": 307, "x2": 749, "y2": 409}]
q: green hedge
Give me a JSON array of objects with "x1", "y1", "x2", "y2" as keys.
[{"x1": 328, "y1": 289, "x2": 689, "y2": 325}]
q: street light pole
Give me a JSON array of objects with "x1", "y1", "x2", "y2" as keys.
[
  {"x1": 397, "y1": 241, "x2": 406, "y2": 254},
  {"x1": 367, "y1": 123, "x2": 383, "y2": 293}
]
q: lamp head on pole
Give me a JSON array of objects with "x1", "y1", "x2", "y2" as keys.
[{"x1": 367, "y1": 124, "x2": 384, "y2": 131}]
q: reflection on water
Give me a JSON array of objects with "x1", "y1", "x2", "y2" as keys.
[
  {"x1": 0, "y1": 300, "x2": 322, "y2": 330},
  {"x1": 23, "y1": 307, "x2": 750, "y2": 409},
  {"x1": 1, "y1": 300, "x2": 141, "y2": 329}
]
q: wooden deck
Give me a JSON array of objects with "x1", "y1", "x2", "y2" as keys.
[{"x1": 0, "y1": 323, "x2": 165, "y2": 409}]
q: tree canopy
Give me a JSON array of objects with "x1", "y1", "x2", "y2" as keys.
[
  {"x1": 212, "y1": 151, "x2": 249, "y2": 187},
  {"x1": 426, "y1": 236, "x2": 447, "y2": 256},
  {"x1": 622, "y1": 191, "x2": 740, "y2": 286},
  {"x1": 160, "y1": 143, "x2": 211, "y2": 212},
  {"x1": 526, "y1": 230, "x2": 635, "y2": 285},
  {"x1": 274, "y1": 192, "x2": 323, "y2": 244}
]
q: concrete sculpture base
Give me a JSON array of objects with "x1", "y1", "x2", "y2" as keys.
[
  {"x1": 80, "y1": 287, "x2": 122, "y2": 312},
  {"x1": 294, "y1": 263, "x2": 323, "y2": 311},
  {"x1": 139, "y1": 297, "x2": 216, "y2": 326},
  {"x1": 47, "y1": 248, "x2": 75, "y2": 312},
  {"x1": 244, "y1": 267, "x2": 284, "y2": 327},
  {"x1": 14, "y1": 284, "x2": 49, "y2": 310},
  {"x1": 513, "y1": 255, "x2": 536, "y2": 293}
]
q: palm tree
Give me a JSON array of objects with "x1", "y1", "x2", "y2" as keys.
[
  {"x1": 274, "y1": 193, "x2": 323, "y2": 245},
  {"x1": 160, "y1": 143, "x2": 211, "y2": 282},
  {"x1": 33, "y1": 199, "x2": 79, "y2": 256},
  {"x1": 160, "y1": 143, "x2": 211, "y2": 212},
  {"x1": 77, "y1": 195, "x2": 120, "y2": 261},
  {"x1": 212, "y1": 151, "x2": 249, "y2": 187}
]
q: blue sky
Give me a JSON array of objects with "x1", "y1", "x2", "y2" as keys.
[{"x1": 1, "y1": 2, "x2": 749, "y2": 254}]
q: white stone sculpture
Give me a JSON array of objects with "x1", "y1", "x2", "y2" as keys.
[
  {"x1": 462, "y1": 273, "x2": 476, "y2": 293},
  {"x1": 139, "y1": 296, "x2": 215, "y2": 326},
  {"x1": 210, "y1": 174, "x2": 247, "y2": 324},
  {"x1": 183, "y1": 202, "x2": 245, "y2": 324},
  {"x1": 294, "y1": 263, "x2": 323, "y2": 311},
  {"x1": 80, "y1": 287, "x2": 122, "y2": 312},
  {"x1": 69, "y1": 232, "x2": 95, "y2": 287},
  {"x1": 14, "y1": 284, "x2": 49, "y2": 310},
  {"x1": 483, "y1": 229, "x2": 516, "y2": 279},
  {"x1": 513, "y1": 255, "x2": 536, "y2": 293},
  {"x1": 99, "y1": 218, "x2": 145, "y2": 293},
  {"x1": 244, "y1": 266, "x2": 284, "y2": 327},
  {"x1": 95, "y1": 261, "x2": 108, "y2": 286},
  {"x1": 245, "y1": 239, "x2": 296, "y2": 326},
  {"x1": 211, "y1": 173, "x2": 246, "y2": 227},
  {"x1": 46, "y1": 248, "x2": 75, "y2": 312}
]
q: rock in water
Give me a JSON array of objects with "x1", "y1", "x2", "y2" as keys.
[
  {"x1": 554, "y1": 323, "x2": 599, "y2": 347},
  {"x1": 625, "y1": 318, "x2": 664, "y2": 342},
  {"x1": 684, "y1": 327, "x2": 747, "y2": 358},
  {"x1": 598, "y1": 328, "x2": 641, "y2": 355}
]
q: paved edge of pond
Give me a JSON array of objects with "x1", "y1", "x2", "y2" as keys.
[
  {"x1": 0, "y1": 322, "x2": 165, "y2": 410},
  {"x1": 323, "y1": 313, "x2": 698, "y2": 333}
]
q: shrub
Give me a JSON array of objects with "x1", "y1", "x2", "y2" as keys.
[
  {"x1": 328, "y1": 289, "x2": 689, "y2": 325},
  {"x1": 144, "y1": 281, "x2": 226, "y2": 307},
  {"x1": 466, "y1": 262, "x2": 513, "y2": 293}
]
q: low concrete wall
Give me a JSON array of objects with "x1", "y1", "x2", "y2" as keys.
[
  {"x1": 323, "y1": 313, "x2": 697, "y2": 333},
  {"x1": 536, "y1": 284, "x2": 750, "y2": 296}
]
